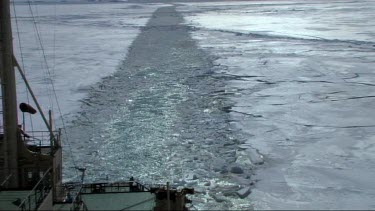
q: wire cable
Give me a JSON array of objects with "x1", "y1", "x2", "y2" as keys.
[
  {"x1": 12, "y1": 1, "x2": 35, "y2": 135},
  {"x1": 26, "y1": 1, "x2": 80, "y2": 173}
]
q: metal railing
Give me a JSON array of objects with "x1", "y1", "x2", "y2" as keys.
[
  {"x1": 24, "y1": 130, "x2": 58, "y2": 146},
  {"x1": 59, "y1": 182, "x2": 150, "y2": 211},
  {"x1": 70, "y1": 186, "x2": 89, "y2": 211},
  {"x1": 0, "y1": 174, "x2": 12, "y2": 190},
  {"x1": 79, "y1": 181, "x2": 150, "y2": 194},
  {"x1": 19, "y1": 167, "x2": 52, "y2": 211},
  {"x1": 23, "y1": 130, "x2": 61, "y2": 155},
  {"x1": 53, "y1": 184, "x2": 88, "y2": 211}
]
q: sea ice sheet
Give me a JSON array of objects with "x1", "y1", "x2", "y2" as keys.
[{"x1": 179, "y1": 0, "x2": 375, "y2": 209}]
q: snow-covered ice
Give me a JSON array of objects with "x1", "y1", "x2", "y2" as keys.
[{"x1": 179, "y1": 0, "x2": 375, "y2": 209}]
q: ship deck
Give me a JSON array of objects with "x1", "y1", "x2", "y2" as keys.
[
  {"x1": 0, "y1": 187, "x2": 156, "y2": 211},
  {"x1": 0, "y1": 190, "x2": 33, "y2": 210},
  {"x1": 81, "y1": 192, "x2": 155, "y2": 210},
  {"x1": 53, "y1": 202, "x2": 73, "y2": 211},
  {"x1": 53, "y1": 182, "x2": 156, "y2": 211}
]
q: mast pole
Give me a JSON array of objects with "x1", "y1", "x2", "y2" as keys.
[
  {"x1": 14, "y1": 57, "x2": 55, "y2": 140},
  {"x1": 0, "y1": 0, "x2": 20, "y2": 188}
]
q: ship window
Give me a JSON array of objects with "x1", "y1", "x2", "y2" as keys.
[{"x1": 28, "y1": 171, "x2": 32, "y2": 179}]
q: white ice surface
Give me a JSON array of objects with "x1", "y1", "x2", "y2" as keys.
[
  {"x1": 179, "y1": 0, "x2": 375, "y2": 209},
  {"x1": 6, "y1": 1, "x2": 375, "y2": 209},
  {"x1": 11, "y1": 3, "x2": 166, "y2": 130},
  {"x1": 182, "y1": 0, "x2": 375, "y2": 42}
]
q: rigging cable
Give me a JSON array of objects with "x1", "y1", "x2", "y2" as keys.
[
  {"x1": 30, "y1": 2, "x2": 55, "y2": 111},
  {"x1": 52, "y1": 2, "x2": 57, "y2": 78},
  {"x1": 26, "y1": 1, "x2": 81, "y2": 175},
  {"x1": 12, "y1": 0, "x2": 35, "y2": 136},
  {"x1": 35, "y1": 0, "x2": 54, "y2": 112}
]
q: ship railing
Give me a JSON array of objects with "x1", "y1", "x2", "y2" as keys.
[
  {"x1": 54, "y1": 181, "x2": 150, "y2": 210},
  {"x1": 141, "y1": 183, "x2": 182, "y2": 191},
  {"x1": 53, "y1": 183, "x2": 86, "y2": 210},
  {"x1": 19, "y1": 167, "x2": 52, "y2": 211},
  {"x1": 24, "y1": 130, "x2": 60, "y2": 146},
  {"x1": 70, "y1": 186, "x2": 89, "y2": 211},
  {"x1": 0, "y1": 174, "x2": 13, "y2": 190},
  {"x1": 23, "y1": 130, "x2": 61, "y2": 154},
  {"x1": 54, "y1": 182, "x2": 81, "y2": 202},
  {"x1": 79, "y1": 181, "x2": 150, "y2": 194}
]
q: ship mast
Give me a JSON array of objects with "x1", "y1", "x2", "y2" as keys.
[{"x1": 0, "y1": 0, "x2": 20, "y2": 188}]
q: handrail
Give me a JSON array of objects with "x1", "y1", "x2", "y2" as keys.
[
  {"x1": 18, "y1": 167, "x2": 52, "y2": 211},
  {"x1": 24, "y1": 130, "x2": 60, "y2": 155},
  {"x1": 80, "y1": 181, "x2": 150, "y2": 193},
  {"x1": 0, "y1": 174, "x2": 12, "y2": 189},
  {"x1": 70, "y1": 186, "x2": 83, "y2": 211}
]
